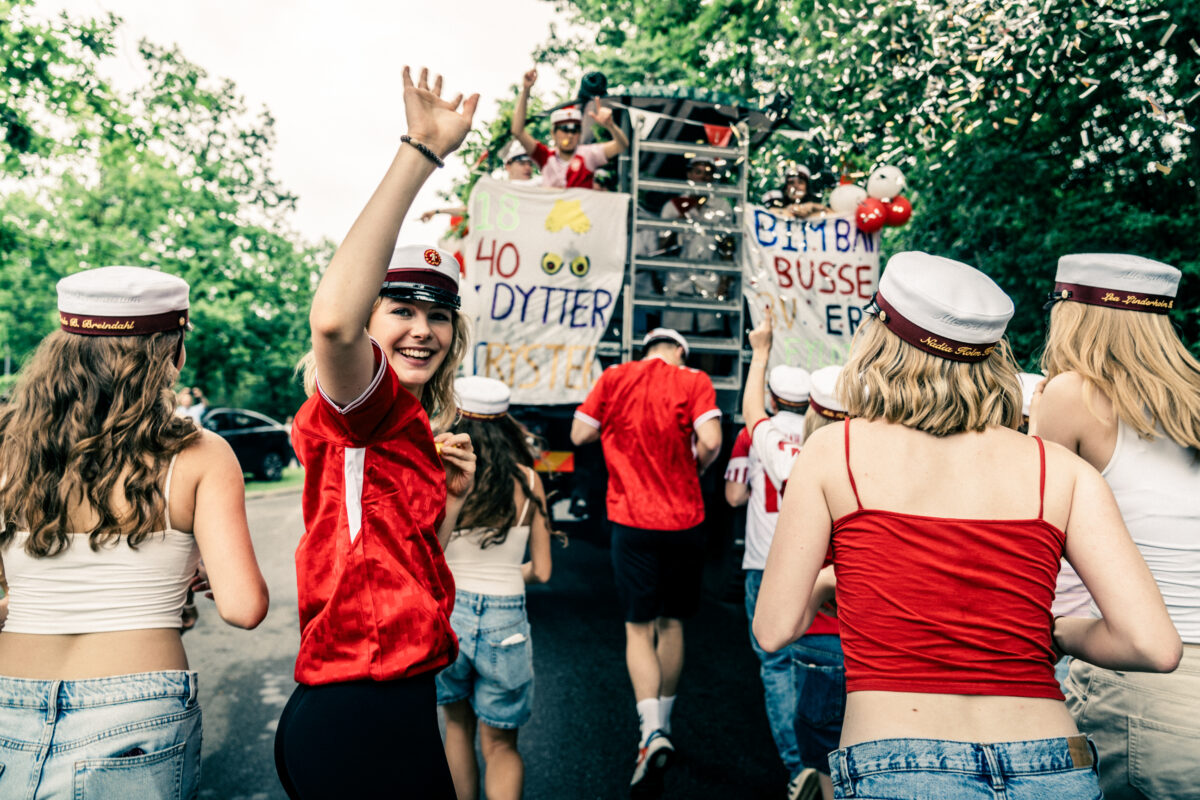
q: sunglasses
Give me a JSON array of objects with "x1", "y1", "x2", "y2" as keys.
[{"x1": 555, "y1": 124, "x2": 581, "y2": 134}]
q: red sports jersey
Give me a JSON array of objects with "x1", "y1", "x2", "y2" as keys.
[
  {"x1": 291, "y1": 340, "x2": 457, "y2": 685},
  {"x1": 575, "y1": 356, "x2": 720, "y2": 530}
]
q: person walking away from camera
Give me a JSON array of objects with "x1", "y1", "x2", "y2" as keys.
[
  {"x1": 0, "y1": 266, "x2": 268, "y2": 800},
  {"x1": 436, "y1": 376, "x2": 556, "y2": 800},
  {"x1": 728, "y1": 337, "x2": 840, "y2": 800},
  {"x1": 512, "y1": 68, "x2": 628, "y2": 190},
  {"x1": 571, "y1": 328, "x2": 721, "y2": 792},
  {"x1": 273, "y1": 67, "x2": 479, "y2": 800},
  {"x1": 754, "y1": 252, "x2": 1181, "y2": 800},
  {"x1": 1035, "y1": 253, "x2": 1200, "y2": 800}
]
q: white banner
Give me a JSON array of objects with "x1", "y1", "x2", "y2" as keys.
[
  {"x1": 466, "y1": 176, "x2": 630, "y2": 405},
  {"x1": 741, "y1": 206, "x2": 881, "y2": 371}
]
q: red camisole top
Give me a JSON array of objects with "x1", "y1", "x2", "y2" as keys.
[{"x1": 831, "y1": 422, "x2": 1065, "y2": 699}]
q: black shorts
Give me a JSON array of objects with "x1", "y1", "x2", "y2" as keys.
[{"x1": 611, "y1": 522, "x2": 706, "y2": 623}]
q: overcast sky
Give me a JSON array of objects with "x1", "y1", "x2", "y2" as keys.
[{"x1": 34, "y1": 0, "x2": 569, "y2": 247}]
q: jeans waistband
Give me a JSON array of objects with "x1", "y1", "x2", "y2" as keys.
[
  {"x1": 0, "y1": 670, "x2": 199, "y2": 710},
  {"x1": 454, "y1": 590, "x2": 526, "y2": 614},
  {"x1": 831, "y1": 735, "x2": 1095, "y2": 794}
]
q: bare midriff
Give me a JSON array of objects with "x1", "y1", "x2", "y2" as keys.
[
  {"x1": 839, "y1": 690, "x2": 1080, "y2": 747},
  {"x1": 0, "y1": 629, "x2": 188, "y2": 680}
]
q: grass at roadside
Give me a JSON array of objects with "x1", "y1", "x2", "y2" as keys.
[{"x1": 245, "y1": 465, "x2": 304, "y2": 494}]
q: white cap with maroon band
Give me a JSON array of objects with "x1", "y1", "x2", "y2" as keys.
[
  {"x1": 642, "y1": 327, "x2": 689, "y2": 357},
  {"x1": 57, "y1": 266, "x2": 189, "y2": 336},
  {"x1": 1052, "y1": 253, "x2": 1179, "y2": 314},
  {"x1": 382, "y1": 245, "x2": 461, "y2": 310},
  {"x1": 810, "y1": 365, "x2": 849, "y2": 420},
  {"x1": 550, "y1": 106, "x2": 583, "y2": 125},
  {"x1": 768, "y1": 365, "x2": 811, "y2": 404},
  {"x1": 873, "y1": 252, "x2": 1013, "y2": 363},
  {"x1": 455, "y1": 375, "x2": 510, "y2": 419}
]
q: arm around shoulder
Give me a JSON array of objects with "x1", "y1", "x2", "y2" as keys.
[{"x1": 191, "y1": 431, "x2": 269, "y2": 629}]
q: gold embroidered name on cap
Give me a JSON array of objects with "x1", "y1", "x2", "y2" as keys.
[
  {"x1": 423, "y1": 249, "x2": 442, "y2": 267},
  {"x1": 60, "y1": 315, "x2": 137, "y2": 331},
  {"x1": 1100, "y1": 291, "x2": 1173, "y2": 309},
  {"x1": 919, "y1": 336, "x2": 995, "y2": 358}
]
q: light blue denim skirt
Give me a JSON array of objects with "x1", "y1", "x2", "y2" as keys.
[
  {"x1": 829, "y1": 735, "x2": 1102, "y2": 799},
  {"x1": 0, "y1": 670, "x2": 201, "y2": 800}
]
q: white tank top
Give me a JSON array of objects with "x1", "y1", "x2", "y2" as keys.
[
  {"x1": 1102, "y1": 420, "x2": 1200, "y2": 643},
  {"x1": 1, "y1": 456, "x2": 201, "y2": 634},
  {"x1": 443, "y1": 468, "x2": 534, "y2": 597}
]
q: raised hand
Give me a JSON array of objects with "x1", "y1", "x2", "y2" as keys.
[
  {"x1": 522, "y1": 68, "x2": 538, "y2": 89},
  {"x1": 749, "y1": 304, "x2": 773, "y2": 354},
  {"x1": 589, "y1": 100, "x2": 613, "y2": 127},
  {"x1": 435, "y1": 432, "x2": 476, "y2": 500},
  {"x1": 402, "y1": 66, "x2": 480, "y2": 160}
]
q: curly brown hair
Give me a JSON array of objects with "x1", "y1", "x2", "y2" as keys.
[
  {"x1": 0, "y1": 330, "x2": 199, "y2": 557},
  {"x1": 449, "y1": 413, "x2": 550, "y2": 548}
]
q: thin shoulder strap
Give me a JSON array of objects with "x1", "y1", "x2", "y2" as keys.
[
  {"x1": 164, "y1": 453, "x2": 180, "y2": 531},
  {"x1": 844, "y1": 419, "x2": 863, "y2": 510},
  {"x1": 1033, "y1": 435, "x2": 1046, "y2": 520},
  {"x1": 517, "y1": 466, "x2": 535, "y2": 524}
]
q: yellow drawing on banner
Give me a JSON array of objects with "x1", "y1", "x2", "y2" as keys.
[{"x1": 544, "y1": 200, "x2": 591, "y2": 234}]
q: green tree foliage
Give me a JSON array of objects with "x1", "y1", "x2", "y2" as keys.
[
  {"x1": 528, "y1": 0, "x2": 1199, "y2": 362},
  {"x1": 0, "y1": 0, "x2": 328, "y2": 417}
]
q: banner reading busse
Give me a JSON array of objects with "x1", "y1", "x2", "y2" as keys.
[
  {"x1": 467, "y1": 176, "x2": 630, "y2": 405},
  {"x1": 741, "y1": 206, "x2": 881, "y2": 372}
]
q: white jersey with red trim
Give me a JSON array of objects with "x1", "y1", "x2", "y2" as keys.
[{"x1": 726, "y1": 411, "x2": 806, "y2": 569}]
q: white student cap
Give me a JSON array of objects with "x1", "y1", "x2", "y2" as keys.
[
  {"x1": 57, "y1": 266, "x2": 189, "y2": 336},
  {"x1": 455, "y1": 375, "x2": 510, "y2": 419},
  {"x1": 501, "y1": 139, "x2": 530, "y2": 164},
  {"x1": 642, "y1": 327, "x2": 689, "y2": 357},
  {"x1": 809, "y1": 365, "x2": 850, "y2": 420},
  {"x1": 1017, "y1": 372, "x2": 1042, "y2": 418},
  {"x1": 873, "y1": 252, "x2": 1014, "y2": 363},
  {"x1": 768, "y1": 365, "x2": 811, "y2": 405},
  {"x1": 763, "y1": 189, "x2": 785, "y2": 206},
  {"x1": 550, "y1": 106, "x2": 583, "y2": 126},
  {"x1": 382, "y1": 245, "x2": 461, "y2": 310},
  {"x1": 784, "y1": 164, "x2": 811, "y2": 180},
  {"x1": 687, "y1": 156, "x2": 715, "y2": 168},
  {"x1": 1052, "y1": 253, "x2": 1180, "y2": 314}
]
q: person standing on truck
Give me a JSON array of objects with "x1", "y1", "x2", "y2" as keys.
[
  {"x1": 570, "y1": 328, "x2": 722, "y2": 793},
  {"x1": 512, "y1": 68, "x2": 629, "y2": 190}
]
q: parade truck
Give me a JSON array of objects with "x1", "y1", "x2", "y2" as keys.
[{"x1": 463, "y1": 85, "x2": 884, "y2": 569}]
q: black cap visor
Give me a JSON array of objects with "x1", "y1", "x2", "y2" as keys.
[{"x1": 379, "y1": 281, "x2": 461, "y2": 310}]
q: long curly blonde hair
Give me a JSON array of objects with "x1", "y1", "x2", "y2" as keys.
[
  {"x1": 1041, "y1": 301, "x2": 1200, "y2": 449},
  {"x1": 0, "y1": 330, "x2": 199, "y2": 557}
]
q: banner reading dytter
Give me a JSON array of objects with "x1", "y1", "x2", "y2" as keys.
[
  {"x1": 467, "y1": 176, "x2": 629, "y2": 404},
  {"x1": 741, "y1": 206, "x2": 881, "y2": 371}
]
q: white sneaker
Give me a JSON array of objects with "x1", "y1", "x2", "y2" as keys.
[
  {"x1": 630, "y1": 730, "x2": 674, "y2": 792},
  {"x1": 787, "y1": 767, "x2": 820, "y2": 800}
]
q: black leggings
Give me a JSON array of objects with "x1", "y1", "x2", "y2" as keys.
[{"x1": 274, "y1": 674, "x2": 455, "y2": 799}]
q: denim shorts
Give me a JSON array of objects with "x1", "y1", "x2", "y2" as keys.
[
  {"x1": 829, "y1": 735, "x2": 1101, "y2": 799},
  {"x1": 435, "y1": 591, "x2": 533, "y2": 729},
  {"x1": 0, "y1": 670, "x2": 202, "y2": 800},
  {"x1": 791, "y1": 634, "x2": 846, "y2": 770}
]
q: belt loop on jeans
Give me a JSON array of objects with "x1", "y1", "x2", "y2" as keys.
[
  {"x1": 45, "y1": 680, "x2": 62, "y2": 725},
  {"x1": 834, "y1": 749, "x2": 855, "y2": 797},
  {"x1": 186, "y1": 672, "x2": 199, "y2": 706},
  {"x1": 980, "y1": 743, "x2": 1005, "y2": 792}
]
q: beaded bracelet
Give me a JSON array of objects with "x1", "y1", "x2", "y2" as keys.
[{"x1": 401, "y1": 135, "x2": 445, "y2": 168}]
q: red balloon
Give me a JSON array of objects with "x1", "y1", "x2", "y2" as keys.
[
  {"x1": 855, "y1": 198, "x2": 887, "y2": 233},
  {"x1": 884, "y1": 195, "x2": 913, "y2": 227}
]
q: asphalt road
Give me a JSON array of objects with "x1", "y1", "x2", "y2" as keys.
[{"x1": 188, "y1": 491, "x2": 786, "y2": 799}]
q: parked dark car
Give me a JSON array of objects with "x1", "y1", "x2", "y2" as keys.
[{"x1": 202, "y1": 407, "x2": 294, "y2": 481}]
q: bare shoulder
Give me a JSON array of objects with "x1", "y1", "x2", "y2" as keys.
[{"x1": 177, "y1": 429, "x2": 240, "y2": 470}]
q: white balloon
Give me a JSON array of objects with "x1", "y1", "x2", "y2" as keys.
[
  {"x1": 828, "y1": 184, "x2": 867, "y2": 214},
  {"x1": 867, "y1": 165, "x2": 906, "y2": 200}
]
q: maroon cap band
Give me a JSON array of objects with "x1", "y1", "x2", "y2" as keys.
[
  {"x1": 809, "y1": 397, "x2": 849, "y2": 421},
  {"x1": 59, "y1": 309, "x2": 188, "y2": 336},
  {"x1": 874, "y1": 293, "x2": 999, "y2": 363},
  {"x1": 383, "y1": 268, "x2": 459, "y2": 296},
  {"x1": 1052, "y1": 282, "x2": 1174, "y2": 314},
  {"x1": 458, "y1": 409, "x2": 507, "y2": 420}
]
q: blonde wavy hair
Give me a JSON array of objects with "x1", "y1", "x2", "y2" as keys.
[
  {"x1": 297, "y1": 300, "x2": 470, "y2": 432},
  {"x1": 1041, "y1": 301, "x2": 1200, "y2": 449},
  {"x1": 0, "y1": 330, "x2": 199, "y2": 557},
  {"x1": 837, "y1": 316, "x2": 1023, "y2": 436}
]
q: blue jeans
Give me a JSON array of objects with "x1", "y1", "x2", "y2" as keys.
[
  {"x1": 435, "y1": 591, "x2": 534, "y2": 730},
  {"x1": 745, "y1": 570, "x2": 846, "y2": 778},
  {"x1": 829, "y1": 736, "x2": 1102, "y2": 799},
  {"x1": 0, "y1": 671, "x2": 202, "y2": 800}
]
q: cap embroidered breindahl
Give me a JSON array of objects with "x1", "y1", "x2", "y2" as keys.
[
  {"x1": 455, "y1": 375, "x2": 511, "y2": 418},
  {"x1": 1052, "y1": 253, "x2": 1180, "y2": 314},
  {"x1": 382, "y1": 245, "x2": 461, "y2": 310},
  {"x1": 768, "y1": 365, "x2": 811, "y2": 404},
  {"x1": 57, "y1": 266, "x2": 189, "y2": 336}
]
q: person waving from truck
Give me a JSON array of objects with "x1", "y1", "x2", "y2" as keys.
[{"x1": 512, "y1": 68, "x2": 628, "y2": 190}]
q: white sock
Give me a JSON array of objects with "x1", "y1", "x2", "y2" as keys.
[
  {"x1": 658, "y1": 695, "x2": 676, "y2": 734},
  {"x1": 636, "y1": 697, "x2": 661, "y2": 743}
]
